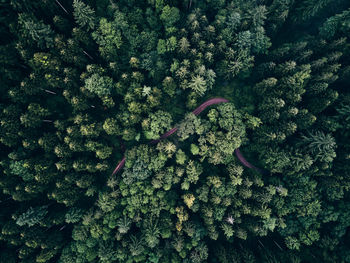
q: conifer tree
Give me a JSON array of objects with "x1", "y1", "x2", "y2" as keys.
[{"x1": 73, "y1": 0, "x2": 96, "y2": 30}]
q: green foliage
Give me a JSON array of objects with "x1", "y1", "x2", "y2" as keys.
[
  {"x1": 73, "y1": 0, "x2": 96, "y2": 30},
  {"x1": 17, "y1": 13, "x2": 54, "y2": 49},
  {"x1": 160, "y1": 5, "x2": 180, "y2": 27},
  {"x1": 16, "y1": 206, "x2": 48, "y2": 227},
  {"x1": 1, "y1": 0, "x2": 350, "y2": 262},
  {"x1": 9, "y1": 160, "x2": 33, "y2": 181},
  {"x1": 190, "y1": 144, "x2": 199, "y2": 155},
  {"x1": 65, "y1": 208, "x2": 85, "y2": 224},
  {"x1": 298, "y1": 131, "x2": 337, "y2": 162},
  {"x1": 319, "y1": 8, "x2": 350, "y2": 38},
  {"x1": 116, "y1": 216, "x2": 132, "y2": 234},
  {"x1": 292, "y1": 0, "x2": 336, "y2": 22},
  {"x1": 189, "y1": 75, "x2": 207, "y2": 96},
  {"x1": 84, "y1": 73, "x2": 113, "y2": 97},
  {"x1": 103, "y1": 118, "x2": 120, "y2": 135},
  {"x1": 97, "y1": 192, "x2": 118, "y2": 212},
  {"x1": 20, "y1": 103, "x2": 49, "y2": 128},
  {"x1": 177, "y1": 113, "x2": 202, "y2": 141},
  {"x1": 143, "y1": 110, "x2": 173, "y2": 139},
  {"x1": 92, "y1": 18, "x2": 123, "y2": 60}
]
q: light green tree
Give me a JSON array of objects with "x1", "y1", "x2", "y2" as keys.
[
  {"x1": 16, "y1": 206, "x2": 48, "y2": 227},
  {"x1": 73, "y1": 0, "x2": 96, "y2": 30},
  {"x1": 84, "y1": 73, "x2": 113, "y2": 97}
]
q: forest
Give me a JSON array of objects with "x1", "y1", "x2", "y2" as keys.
[{"x1": 0, "y1": 0, "x2": 349, "y2": 262}]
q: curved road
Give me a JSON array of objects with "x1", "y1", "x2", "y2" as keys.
[{"x1": 112, "y1": 98, "x2": 265, "y2": 175}]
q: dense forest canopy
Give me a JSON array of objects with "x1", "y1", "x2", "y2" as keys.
[{"x1": 0, "y1": 0, "x2": 350, "y2": 262}]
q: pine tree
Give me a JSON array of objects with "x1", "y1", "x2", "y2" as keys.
[
  {"x1": 84, "y1": 73, "x2": 113, "y2": 97},
  {"x1": 17, "y1": 13, "x2": 54, "y2": 49},
  {"x1": 188, "y1": 75, "x2": 207, "y2": 96},
  {"x1": 129, "y1": 235, "x2": 144, "y2": 257},
  {"x1": 65, "y1": 208, "x2": 84, "y2": 224},
  {"x1": 72, "y1": 0, "x2": 96, "y2": 30},
  {"x1": 299, "y1": 130, "x2": 337, "y2": 162},
  {"x1": 160, "y1": 5, "x2": 180, "y2": 27},
  {"x1": 92, "y1": 18, "x2": 123, "y2": 61},
  {"x1": 142, "y1": 110, "x2": 173, "y2": 140},
  {"x1": 116, "y1": 216, "x2": 132, "y2": 234},
  {"x1": 16, "y1": 206, "x2": 48, "y2": 227}
]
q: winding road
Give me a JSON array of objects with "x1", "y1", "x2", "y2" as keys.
[{"x1": 112, "y1": 98, "x2": 265, "y2": 175}]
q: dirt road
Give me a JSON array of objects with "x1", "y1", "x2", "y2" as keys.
[{"x1": 112, "y1": 98, "x2": 264, "y2": 175}]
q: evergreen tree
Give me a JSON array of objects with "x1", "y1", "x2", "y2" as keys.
[
  {"x1": 16, "y1": 206, "x2": 48, "y2": 227},
  {"x1": 73, "y1": 0, "x2": 96, "y2": 30}
]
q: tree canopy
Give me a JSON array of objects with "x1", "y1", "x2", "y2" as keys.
[{"x1": 1, "y1": 0, "x2": 350, "y2": 262}]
